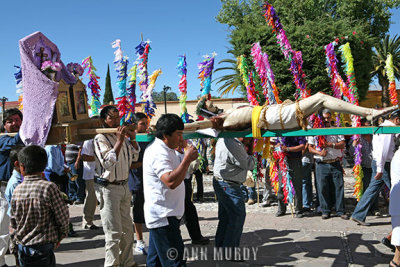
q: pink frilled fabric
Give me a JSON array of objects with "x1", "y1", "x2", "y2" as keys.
[{"x1": 19, "y1": 31, "x2": 75, "y2": 146}]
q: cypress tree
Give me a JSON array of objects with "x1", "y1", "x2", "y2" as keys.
[{"x1": 103, "y1": 64, "x2": 114, "y2": 105}]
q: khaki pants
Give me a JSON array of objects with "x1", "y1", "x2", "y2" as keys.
[
  {"x1": 99, "y1": 183, "x2": 134, "y2": 267},
  {"x1": 82, "y1": 179, "x2": 97, "y2": 227}
]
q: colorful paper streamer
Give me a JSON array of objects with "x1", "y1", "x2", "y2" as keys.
[
  {"x1": 198, "y1": 53, "x2": 216, "y2": 99},
  {"x1": 82, "y1": 56, "x2": 101, "y2": 117},
  {"x1": 385, "y1": 53, "x2": 398, "y2": 106}
]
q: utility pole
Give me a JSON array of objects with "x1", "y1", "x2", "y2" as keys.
[
  {"x1": 1, "y1": 97, "x2": 8, "y2": 121},
  {"x1": 163, "y1": 85, "x2": 171, "y2": 114}
]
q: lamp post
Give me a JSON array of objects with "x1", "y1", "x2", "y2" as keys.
[
  {"x1": 163, "y1": 85, "x2": 171, "y2": 114},
  {"x1": 1, "y1": 97, "x2": 8, "y2": 121}
]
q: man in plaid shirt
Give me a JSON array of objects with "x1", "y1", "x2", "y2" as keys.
[{"x1": 10, "y1": 145, "x2": 69, "y2": 267}]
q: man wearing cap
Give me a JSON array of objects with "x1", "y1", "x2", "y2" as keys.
[{"x1": 351, "y1": 110, "x2": 400, "y2": 226}]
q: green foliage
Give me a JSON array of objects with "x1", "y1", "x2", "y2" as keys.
[
  {"x1": 152, "y1": 91, "x2": 178, "y2": 102},
  {"x1": 216, "y1": 0, "x2": 399, "y2": 101},
  {"x1": 103, "y1": 64, "x2": 114, "y2": 105},
  {"x1": 372, "y1": 34, "x2": 400, "y2": 106},
  {"x1": 214, "y1": 57, "x2": 244, "y2": 97}
]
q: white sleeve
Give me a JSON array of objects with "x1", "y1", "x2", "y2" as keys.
[{"x1": 94, "y1": 135, "x2": 117, "y2": 170}]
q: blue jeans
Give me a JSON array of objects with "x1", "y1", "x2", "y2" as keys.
[
  {"x1": 240, "y1": 185, "x2": 256, "y2": 202},
  {"x1": 18, "y1": 243, "x2": 55, "y2": 267},
  {"x1": 67, "y1": 161, "x2": 85, "y2": 201},
  {"x1": 361, "y1": 166, "x2": 379, "y2": 212},
  {"x1": 302, "y1": 162, "x2": 313, "y2": 209},
  {"x1": 352, "y1": 160, "x2": 391, "y2": 222},
  {"x1": 213, "y1": 179, "x2": 246, "y2": 248},
  {"x1": 315, "y1": 160, "x2": 345, "y2": 215},
  {"x1": 147, "y1": 217, "x2": 186, "y2": 267}
]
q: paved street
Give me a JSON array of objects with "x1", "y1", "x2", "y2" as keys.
[{"x1": 4, "y1": 169, "x2": 395, "y2": 266}]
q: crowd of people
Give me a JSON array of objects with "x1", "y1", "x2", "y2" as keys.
[{"x1": 1, "y1": 105, "x2": 400, "y2": 266}]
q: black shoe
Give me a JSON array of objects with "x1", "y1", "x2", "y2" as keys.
[
  {"x1": 275, "y1": 210, "x2": 286, "y2": 217},
  {"x1": 295, "y1": 212, "x2": 304, "y2": 218},
  {"x1": 381, "y1": 237, "x2": 396, "y2": 252},
  {"x1": 84, "y1": 224, "x2": 99, "y2": 230},
  {"x1": 321, "y1": 214, "x2": 330, "y2": 220},
  {"x1": 351, "y1": 217, "x2": 370, "y2": 226},
  {"x1": 68, "y1": 230, "x2": 78, "y2": 237},
  {"x1": 192, "y1": 236, "x2": 210, "y2": 245}
]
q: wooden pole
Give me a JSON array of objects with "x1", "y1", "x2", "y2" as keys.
[{"x1": 0, "y1": 132, "x2": 17, "y2": 137}]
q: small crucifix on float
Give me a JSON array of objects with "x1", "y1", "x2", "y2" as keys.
[{"x1": 36, "y1": 47, "x2": 49, "y2": 67}]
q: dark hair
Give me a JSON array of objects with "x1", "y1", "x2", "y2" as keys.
[
  {"x1": 2, "y1": 108, "x2": 23, "y2": 125},
  {"x1": 390, "y1": 109, "x2": 400, "y2": 120},
  {"x1": 18, "y1": 145, "x2": 48, "y2": 175},
  {"x1": 155, "y1": 114, "x2": 184, "y2": 139},
  {"x1": 10, "y1": 145, "x2": 24, "y2": 168},
  {"x1": 100, "y1": 106, "x2": 118, "y2": 119},
  {"x1": 321, "y1": 108, "x2": 331, "y2": 116},
  {"x1": 133, "y1": 112, "x2": 147, "y2": 124}
]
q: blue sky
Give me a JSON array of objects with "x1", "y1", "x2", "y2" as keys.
[{"x1": 0, "y1": 1, "x2": 399, "y2": 103}]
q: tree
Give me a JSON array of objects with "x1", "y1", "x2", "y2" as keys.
[
  {"x1": 214, "y1": 56, "x2": 244, "y2": 97},
  {"x1": 152, "y1": 91, "x2": 178, "y2": 102},
  {"x1": 103, "y1": 64, "x2": 114, "y2": 105},
  {"x1": 216, "y1": 0, "x2": 400, "y2": 101},
  {"x1": 371, "y1": 35, "x2": 400, "y2": 107}
]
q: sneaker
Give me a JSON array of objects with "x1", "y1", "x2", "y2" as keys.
[
  {"x1": 340, "y1": 214, "x2": 349, "y2": 220},
  {"x1": 247, "y1": 199, "x2": 255, "y2": 205},
  {"x1": 84, "y1": 224, "x2": 99, "y2": 230},
  {"x1": 135, "y1": 241, "x2": 148, "y2": 255},
  {"x1": 261, "y1": 200, "x2": 271, "y2": 207},
  {"x1": 374, "y1": 211, "x2": 382, "y2": 217}
]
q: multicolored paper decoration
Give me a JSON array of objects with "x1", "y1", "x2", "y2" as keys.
[
  {"x1": 14, "y1": 66, "x2": 23, "y2": 110},
  {"x1": 339, "y1": 42, "x2": 363, "y2": 200},
  {"x1": 81, "y1": 56, "x2": 101, "y2": 117},
  {"x1": 126, "y1": 64, "x2": 138, "y2": 123},
  {"x1": 251, "y1": 43, "x2": 281, "y2": 105},
  {"x1": 264, "y1": 2, "x2": 310, "y2": 99},
  {"x1": 177, "y1": 55, "x2": 190, "y2": 123},
  {"x1": 135, "y1": 41, "x2": 151, "y2": 96},
  {"x1": 198, "y1": 53, "x2": 216, "y2": 99},
  {"x1": 385, "y1": 54, "x2": 398, "y2": 106},
  {"x1": 324, "y1": 42, "x2": 349, "y2": 102},
  {"x1": 111, "y1": 39, "x2": 132, "y2": 124},
  {"x1": 142, "y1": 69, "x2": 162, "y2": 120}
]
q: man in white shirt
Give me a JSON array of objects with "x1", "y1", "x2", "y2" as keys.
[
  {"x1": 80, "y1": 138, "x2": 99, "y2": 230},
  {"x1": 143, "y1": 114, "x2": 198, "y2": 267},
  {"x1": 351, "y1": 110, "x2": 400, "y2": 226},
  {"x1": 93, "y1": 106, "x2": 140, "y2": 267},
  {"x1": 309, "y1": 109, "x2": 348, "y2": 220}
]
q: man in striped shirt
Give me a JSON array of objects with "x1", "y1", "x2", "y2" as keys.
[
  {"x1": 93, "y1": 106, "x2": 140, "y2": 267},
  {"x1": 10, "y1": 145, "x2": 69, "y2": 267}
]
